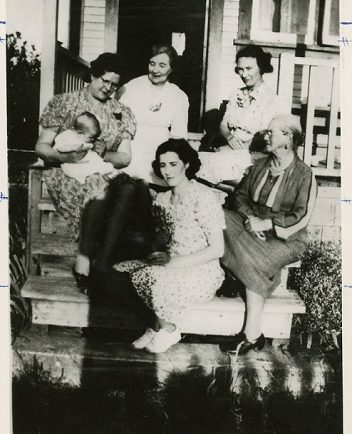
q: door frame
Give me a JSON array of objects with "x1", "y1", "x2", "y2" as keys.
[{"x1": 203, "y1": 0, "x2": 225, "y2": 113}]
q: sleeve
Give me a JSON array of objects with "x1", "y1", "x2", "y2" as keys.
[
  {"x1": 233, "y1": 166, "x2": 255, "y2": 218},
  {"x1": 196, "y1": 187, "x2": 226, "y2": 237},
  {"x1": 53, "y1": 130, "x2": 81, "y2": 152},
  {"x1": 40, "y1": 94, "x2": 69, "y2": 132},
  {"x1": 222, "y1": 90, "x2": 239, "y2": 128},
  {"x1": 273, "y1": 170, "x2": 317, "y2": 240},
  {"x1": 115, "y1": 84, "x2": 127, "y2": 102},
  {"x1": 169, "y1": 90, "x2": 189, "y2": 139},
  {"x1": 120, "y1": 104, "x2": 137, "y2": 140}
]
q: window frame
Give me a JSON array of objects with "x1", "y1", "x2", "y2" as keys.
[
  {"x1": 250, "y1": 0, "x2": 317, "y2": 45},
  {"x1": 322, "y1": 0, "x2": 339, "y2": 46}
]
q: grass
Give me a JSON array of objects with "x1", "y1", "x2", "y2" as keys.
[{"x1": 12, "y1": 354, "x2": 342, "y2": 434}]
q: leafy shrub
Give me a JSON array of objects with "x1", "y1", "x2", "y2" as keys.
[
  {"x1": 292, "y1": 241, "x2": 341, "y2": 346},
  {"x1": 7, "y1": 32, "x2": 41, "y2": 151}
]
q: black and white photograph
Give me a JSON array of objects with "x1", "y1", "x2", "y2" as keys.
[{"x1": 5, "y1": 0, "x2": 344, "y2": 433}]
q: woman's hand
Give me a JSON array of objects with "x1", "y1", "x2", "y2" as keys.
[
  {"x1": 146, "y1": 251, "x2": 171, "y2": 266},
  {"x1": 244, "y1": 216, "x2": 272, "y2": 240},
  {"x1": 93, "y1": 139, "x2": 107, "y2": 157}
]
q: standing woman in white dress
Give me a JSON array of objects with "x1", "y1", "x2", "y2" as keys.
[{"x1": 117, "y1": 44, "x2": 189, "y2": 185}]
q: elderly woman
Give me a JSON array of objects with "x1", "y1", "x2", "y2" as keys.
[
  {"x1": 114, "y1": 139, "x2": 225, "y2": 353},
  {"x1": 198, "y1": 44, "x2": 286, "y2": 185},
  {"x1": 117, "y1": 44, "x2": 189, "y2": 185},
  {"x1": 35, "y1": 53, "x2": 139, "y2": 291},
  {"x1": 220, "y1": 114, "x2": 317, "y2": 355}
]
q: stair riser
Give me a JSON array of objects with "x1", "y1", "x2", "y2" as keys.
[{"x1": 31, "y1": 299, "x2": 293, "y2": 338}]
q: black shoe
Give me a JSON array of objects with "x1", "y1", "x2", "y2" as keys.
[
  {"x1": 72, "y1": 267, "x2": 90, "y2": 295},
  {"x1": 237, "y1": 334, "x2": 266, "y2": 355},
  {"x1": 219, "y1": 332, "x2": 246, "y2": 353},
  {"x1": 219, "y1": 333, "x2": 265, "y2": 355}
]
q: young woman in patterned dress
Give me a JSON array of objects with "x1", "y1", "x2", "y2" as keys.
[{"x1": 114, "y1": 139, "x2": 225, "y2": 353}]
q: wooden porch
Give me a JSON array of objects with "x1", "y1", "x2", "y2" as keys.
[{"x1": 20, "y1": 0, "x2": 341, "y2": 341}]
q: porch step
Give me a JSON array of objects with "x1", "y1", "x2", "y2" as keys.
[
  {"x1": 13, "y1": 328, "x2": 334, "y2": 396},
  {"x1": 31, "y1": 234, "x2": 78, "y2": 256},
  {"x1": 21, "y1": 275, "x2": 305, "y2": 339}
]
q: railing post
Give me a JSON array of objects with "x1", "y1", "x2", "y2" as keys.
[
  {"x1": 277, "y1": 52, "x2": 295, "y2": 112},
  {"x1": 326, "y1": 66, "x2": 340, "y2": 171},
  {"x1": 304, "y1": 66, "x2": 318, "y2": 167},
  {"x1": 39, "y1": 0, "x2": 59, "y2": 113}
]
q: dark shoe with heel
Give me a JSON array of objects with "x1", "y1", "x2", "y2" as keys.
[
  {"x1": 72, "y1": 268, "x2": 90, "y2": 295},
  {"x1": 219, "y1": 332, "x2": 265, "y2": 355},
  {"x1": 219, "y1": 332, "x2": 246, "y2": 353},
  {"x1": 237, "y1": 334, "x2": 265, "y2": 355}
]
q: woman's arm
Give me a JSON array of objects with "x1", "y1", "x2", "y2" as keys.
[
  {"x1": 104, "y1": 137, "x2": 132, "y2": 168},
  {"x1": 220, "y1": 117, "x2": 232, "y2": 141},
  {"x1": 35, "y1": 128, "x2": 87, "y2": 165},
  {"x1": 170, "y1": 92, "x2": 189, "y2": 139},
  {"x1": 273, "y1": 171, "x2": 317, "y2": 240},
  {"x1": 168, "y1": 230, "x2": 224, "y2": 268}
]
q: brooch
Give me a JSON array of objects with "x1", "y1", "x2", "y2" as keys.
[{"x1": 149, "y1": 102, "x2": 162, "y2": 112}]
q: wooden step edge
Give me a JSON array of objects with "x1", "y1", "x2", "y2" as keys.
[
  {"x1": 38, "y1": 200, "x2": 56, "y2": 211},
  {"x1": 31, "y1": 235, "x2": 78, "y2": 256},
  {"x1": 22, "y1": 276, "x2": 305, "y2": 314},
  {"x1": 21, "y1": 276, "x2": 89, "y2": 303}
]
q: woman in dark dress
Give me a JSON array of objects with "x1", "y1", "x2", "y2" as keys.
[{"x1": 220, "y1": 114, "x2": 317, "y2": 355}]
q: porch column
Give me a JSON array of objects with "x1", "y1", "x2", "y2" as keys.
[
  {"x1": 205, "y1": 0, "x2": 224, "y2": 111},
  {"x1": 39, "y1": 0, "x2": 59, "y2": 112},
  {"x1": 104, "y1": 0, "x2": 119, "y2": 53}
]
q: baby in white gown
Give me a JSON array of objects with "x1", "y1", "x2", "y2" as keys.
[{"x1": 53, "y1": 112, "x2": 119, "y2": 183}]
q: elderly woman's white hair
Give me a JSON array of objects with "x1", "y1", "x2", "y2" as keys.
[{"x1": 272, "y1": 114, "x2": 304, "y2": 151}]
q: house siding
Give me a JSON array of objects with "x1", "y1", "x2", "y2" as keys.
[
  {"x1": 80, "y1": 0, "x2": 106, "y2": 62},
  {"x1": 219, "y1": 0, "x2": 241, "y2": 102}
]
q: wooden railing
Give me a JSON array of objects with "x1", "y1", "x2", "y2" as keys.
[
  {"x1": 278, "y1": 53, "x2": 340, "y2": 177},
  {"x1": 54, "y1": 43, "x2": 90, "y2": 95}
]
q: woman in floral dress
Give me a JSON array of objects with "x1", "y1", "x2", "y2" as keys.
[
  {"x1": 114, "y1": 139, "x2": 225, "y2": 353},
  {"x1": 198, "y1": 44, "x2": 286, "y2": 185},
  {"x1": 35, "y1": 53, "x2": 138, "y2": 291}
]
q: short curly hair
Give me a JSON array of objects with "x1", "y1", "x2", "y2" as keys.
[
  {"x1": 152, "y1": 139, "x2": 201, "y2": 180},
  {"x1": 235, "y1": 44, "x2": 273, "y2": 75},
  {"x1": 90, "y1": 52, "x2": 123, "y2": 78}
]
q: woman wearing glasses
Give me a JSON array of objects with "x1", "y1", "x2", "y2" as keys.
[
  {"x1": 35, "y1": 53, "x2": 141, "y2": 291},
  {"x1": 220, "y1": 115, "x2": 316, "y2": 355},
  {"x1": 117, "y1": 43, "x2": 189, "y2": 185}
]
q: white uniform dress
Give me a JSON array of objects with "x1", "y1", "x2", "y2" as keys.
[{"x1": 118, "y1": 75, "x2": 189, "y2": 185}]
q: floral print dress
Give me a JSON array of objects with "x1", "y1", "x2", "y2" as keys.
[
  {"x1": 114, "y1": 180, "x2": 225, "y2": 325},
  {"x1": 198, "y1": 82, "x2": 286, "y2": 184},
  {"x1": 40, "y1": 86, "x2": 136, "y2": 239}
]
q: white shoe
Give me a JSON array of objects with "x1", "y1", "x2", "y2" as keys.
[
  {"x1": 145, "y1": 328, "x2": 181, "y2": 353},
  {"x1": 131, "y1": 328, "x2": 156, "y2": 349}
]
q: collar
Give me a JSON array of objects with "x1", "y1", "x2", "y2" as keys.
[{"x1": 239, "y1": 81, "x2": 267, "y2": 101}]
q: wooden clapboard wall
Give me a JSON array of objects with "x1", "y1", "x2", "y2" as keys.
[{"x1": 80, "y1": 0, "x2": 106, "y2": 62}]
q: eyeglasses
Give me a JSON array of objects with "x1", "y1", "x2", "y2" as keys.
[{"x1": 100, "y1": 76, "x2": 119, "y2": 90}]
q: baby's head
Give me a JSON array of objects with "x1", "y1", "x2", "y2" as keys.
[{"x1": 74, "y1": 112, "x2": 101, "y2": 143}]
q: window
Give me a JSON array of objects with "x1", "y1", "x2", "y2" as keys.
[
  {"x1": 250, "y1": 0, "x2": 316, "y2": 45},
  {"x1": 322, "y1": 0, "x2": 339, "y2": 46}
]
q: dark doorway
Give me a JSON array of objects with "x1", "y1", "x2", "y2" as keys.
[{"x1": 117, "y1": 0, "x2": 208, "y2": 132}]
